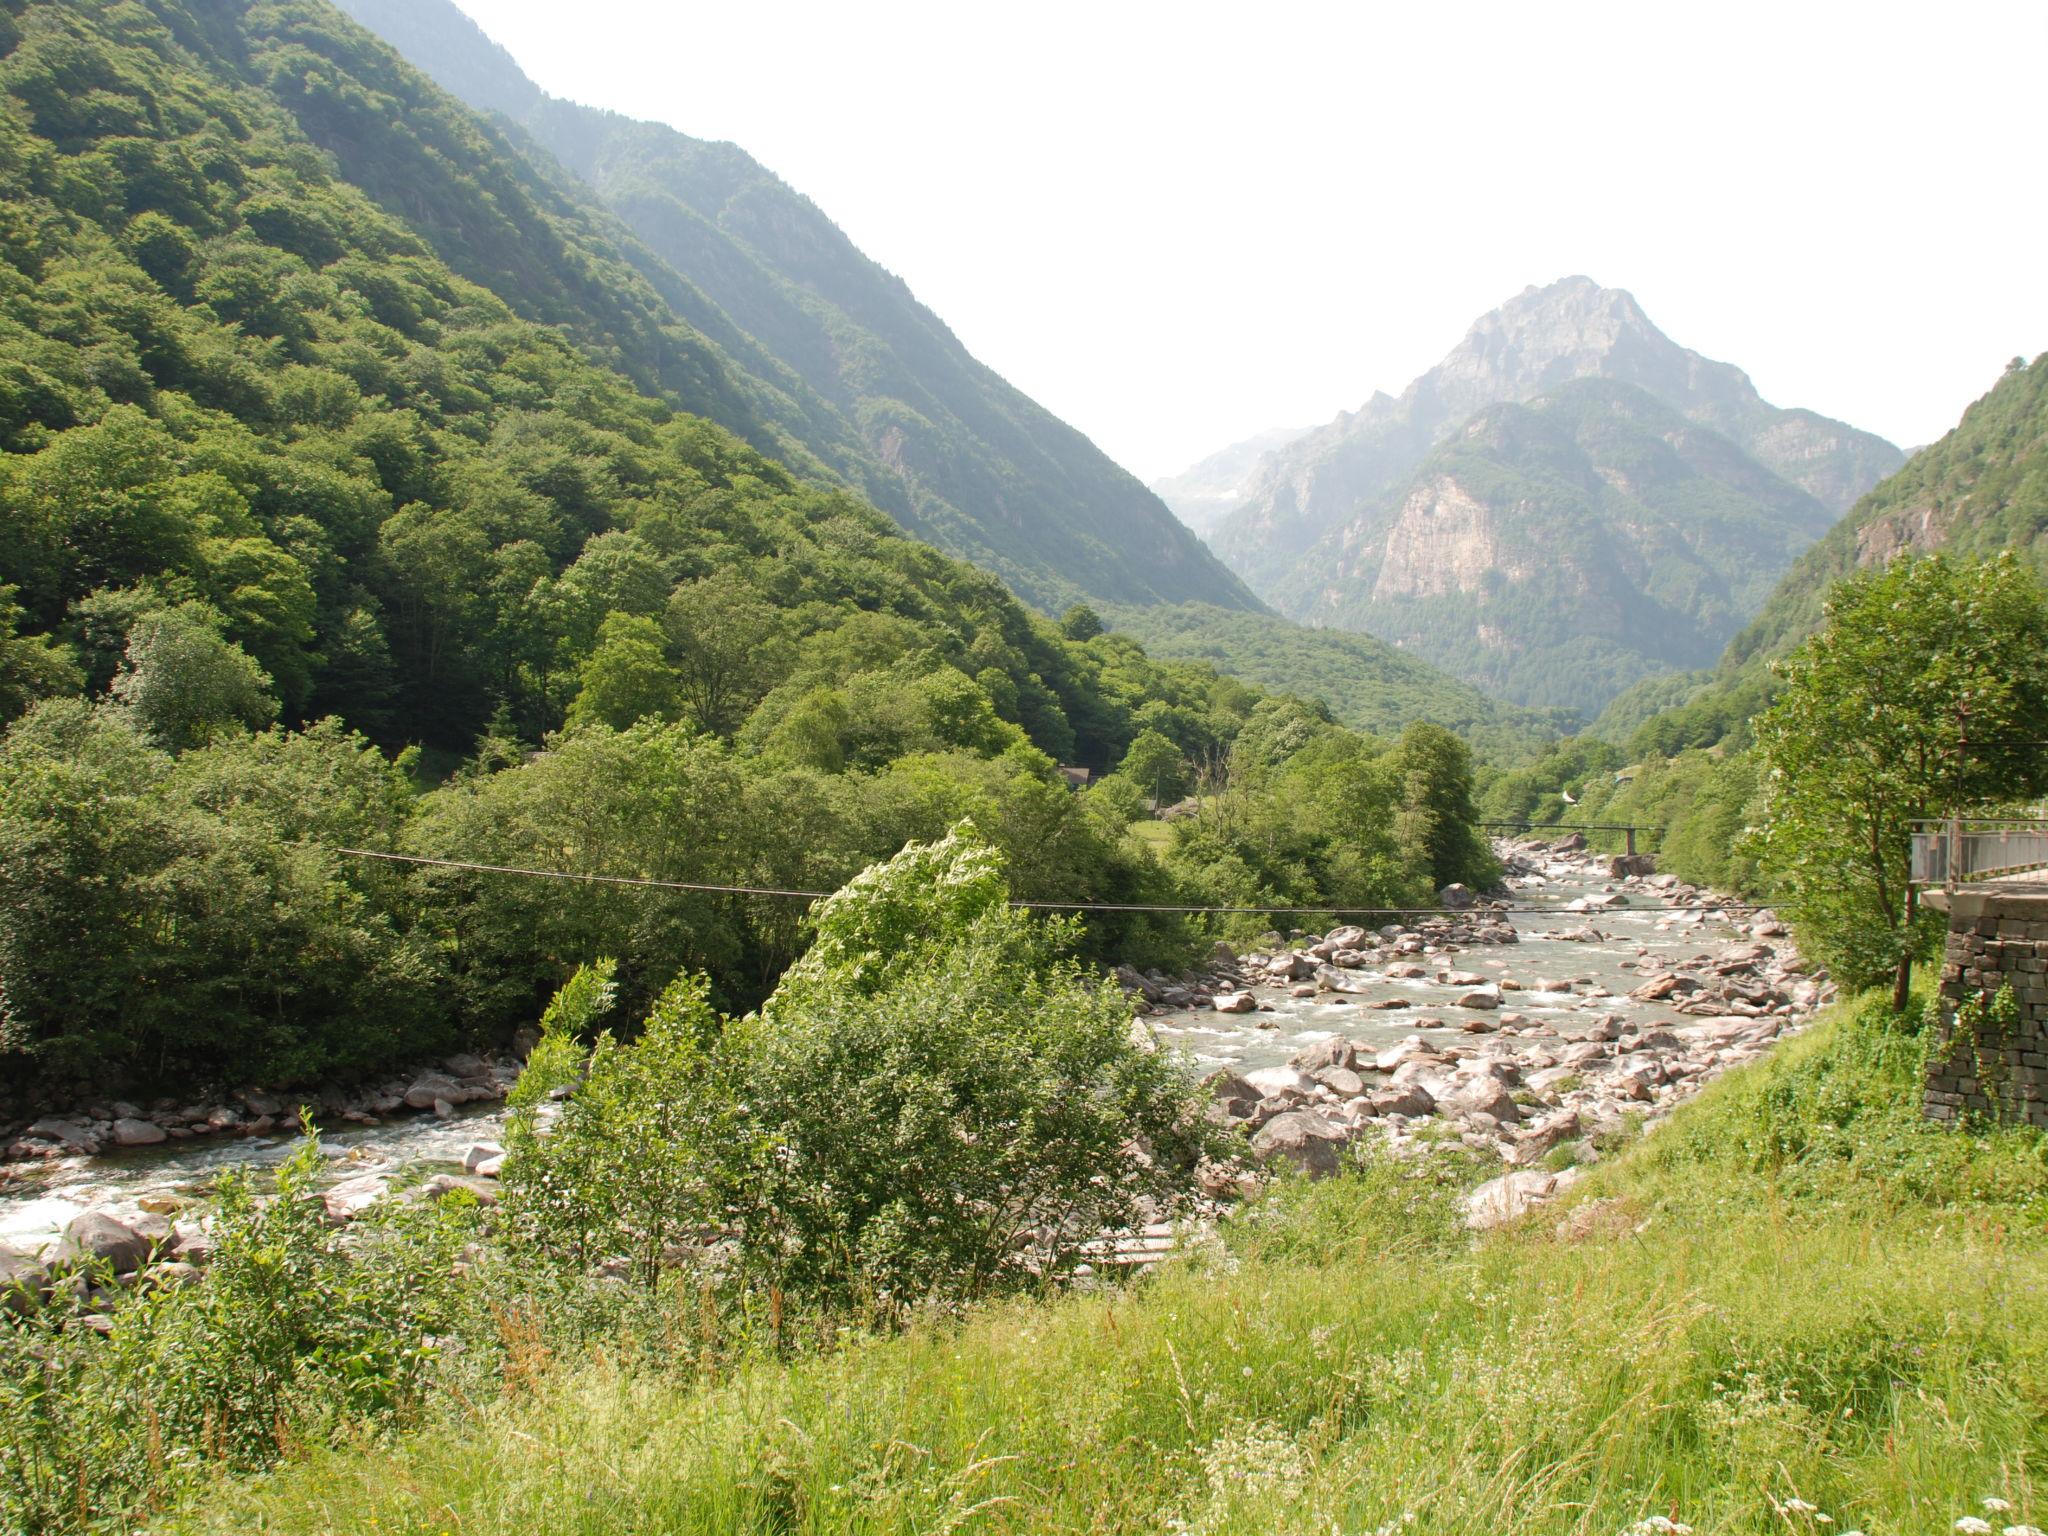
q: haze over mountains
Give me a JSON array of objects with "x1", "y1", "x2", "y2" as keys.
[
  {"x1": 1188, "y1": 278, "x2": 1905, "y2": 717},
  {"x1": 333, "y1": 0, "x2": 1256, "y2": 616},
  {"x1": 1150, "y1": 427, "x2": 1309, "y2": 538}
]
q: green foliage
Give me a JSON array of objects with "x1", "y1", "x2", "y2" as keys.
[
  {"x1": 1104, "y1": 601, "x2": 1566, "y2": 763},
  {"x1": 0, "y1": 702, "x2": 437, "y2": 1088},
  {"x1": 507, "y1": 831, "x2": 1213, "y2": 1311},
  {"x1": 0, "y1": 1126, "x2": 482, "y2": 1535},
  {"x1": 564, "y1": 612, "x2": 682, "y2": 732},
  {"x1": 146, "y1": 989, "x2": 2048, "y2": 1536},
  {"x1": 109, "y1": 602, "x2": 277, "y2": 750},
  {"x1": 1750, "y1": 553, "x2": 2048, "y2": 991},
  {"x1": 505, "y1": 969, "x2": 729, "y2": 1284}
]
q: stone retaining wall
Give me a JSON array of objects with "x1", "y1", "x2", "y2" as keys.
[{"x1": 1923, "y1": 887, "x2": 2048, "y2": 1126}]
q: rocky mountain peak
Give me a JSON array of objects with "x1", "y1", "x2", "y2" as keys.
[{"x1": 1413, "y1": 276, "x2": 1756, "y2": 434}]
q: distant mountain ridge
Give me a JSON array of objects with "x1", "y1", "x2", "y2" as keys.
[
  {"x1": 1199, "y1": 278, "x2": 1903, "y2": 715},
  {"x1": 333, "y1": 0, "x2": 1258, "y2": 615},
  {"x1": 1150, "y1": 427, "x2": 1309, "y2": 537}
]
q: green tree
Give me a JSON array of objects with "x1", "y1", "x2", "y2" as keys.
[
  {"x1": 565, "y1": 612, "x2": 683, "y2": 732},
  {"x1": 1115, "y1": 726, "x2": 1191, "y2": 804},
  {"x1": 662, "y1": 570, "x2": 784, "y2": 736},
  {"x1": 1060, "y1": 603, "x2": 1104, "y2": 642},
  {"x1": 730, "y1": 828, "x2": 1212, "y2": 1306},
  {"x1": 0, "y1": 585, "x2": 80, "y2": 724},
  {"x1": 1390, "y1": 721, "x2": 1499, "y2": 892},
  {"x1": 110, "y1": 603, "x2": 278, "y2": 751},
  {"x1": 1751, "y1": 554, "x2": 2048, "y2": 1004}
]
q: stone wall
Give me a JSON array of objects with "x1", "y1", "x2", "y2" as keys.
[{"x1": 1923, "y1": 888, "x2": 2048, "y2": 1126}]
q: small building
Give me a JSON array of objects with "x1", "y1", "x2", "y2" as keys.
[{"x1": 1057, "y1": 765, "x2": 1092, "y2": 790}]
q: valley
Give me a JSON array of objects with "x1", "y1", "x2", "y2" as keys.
[{"x1": 0, "y1": 2, "x2": 2042, "y2": 1533}]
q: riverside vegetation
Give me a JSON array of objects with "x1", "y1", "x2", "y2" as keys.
[{"x1": 0, "y1": 0, "x2": 1500, "y2": 1105}]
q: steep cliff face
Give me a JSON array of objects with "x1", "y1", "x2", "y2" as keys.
[
  {"x1": 334, "y1": 0, "x2": 1260, "y2": 615},
  {"x1": 1294, "y1": 380, "x2": 1837, "y2": 717},
  {"x1": 1208, "y1": 277, "x2": 1902, "y2": 613}
]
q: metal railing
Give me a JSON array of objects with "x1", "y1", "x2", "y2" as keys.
[{"x1": 1911, "y1": 818, "x2": 2048, "y2": 887}]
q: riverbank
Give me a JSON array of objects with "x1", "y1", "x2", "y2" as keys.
[
  {"x1": 0, "y1": 840, "x2": 1814, "y2": 1259},
  {"x1": 149, "y1": 985, "x2": 2048, "y2": 1536}
]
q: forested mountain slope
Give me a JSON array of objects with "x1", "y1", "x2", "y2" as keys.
[
  {"x1": 332, "y1": 0, "x2": 1256, "y2": 614},
  {"x1": 1618, "y1": 352, "x2": 2048, "y2": 755},
  {"x1": 0, "y1": 0, "x2": 1500, "y2": 1096},
  {"x1": 1103, "y1": 603, "x2": 1566, "y2": 761}
]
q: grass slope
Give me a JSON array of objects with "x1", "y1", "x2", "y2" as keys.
[{"x1": 170, "y1": 991, "x2": 2048, "y2": 1535}]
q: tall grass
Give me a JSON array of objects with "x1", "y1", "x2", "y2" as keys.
[{"x1": 153, "y1": 991, "x2": 2048, "y2": 1535}]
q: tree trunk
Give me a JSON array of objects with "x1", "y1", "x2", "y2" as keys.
[{"x1": 1891, "y1": 882, "x2": 1919, "y2": 1012}]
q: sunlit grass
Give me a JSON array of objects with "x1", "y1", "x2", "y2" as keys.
[{"x1": 159, "y1": 993, "x2": 2048, "y2": 1535}]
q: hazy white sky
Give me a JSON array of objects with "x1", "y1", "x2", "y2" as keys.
[{"x1": 452, "y1": 0, "x2": 2044, "y2": 481}]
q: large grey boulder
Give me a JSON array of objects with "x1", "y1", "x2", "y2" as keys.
[
  {"x1": 1243, "y1": 1066, "x2": 1316, "y2": 1101},
  {"x1": 26, "y1": 1117, "x2": 99, "y2": 1151},
  {"x1": 1367, "y1": 1083, "x2": 1437, "y2": 1119},
  {"x1": 55, "y1": 1211, "x2": 153, "y2": 1275},
  {"x1": 403, "y1": 1073, "x2": 468, "y2": 1110},
  {"x1": 1251, "y1": 1111, "x2": 1346, "y2": 1176},
  {"x1": 111, "y1": 1117, "x2": 167, "y2": 1147},
  {"x1": 1437, "y1": 1076, "x2": 1524, "y2": 1125},
  {"x1": 1438, "y1": 883, "x2": 1478, "y2": 909}
]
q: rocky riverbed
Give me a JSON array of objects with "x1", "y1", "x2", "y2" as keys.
[
  {"x1": 0, "y1": 838, "x2": 1826, "y2": 1290},
  {"x1": 1134, "y1": 838, "x2": 1827, "y2": 1228}
]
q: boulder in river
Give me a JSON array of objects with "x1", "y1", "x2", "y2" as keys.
[
  {"x1": 1439, "y1": 883, "x2": 1479, "y2": 909},
  {"x1": 55, "y1": 1211, "x2": 152, "y2": 1275},
  {"x1": 111, "y1": 1117, "x2": 167, "y2": 1147}
]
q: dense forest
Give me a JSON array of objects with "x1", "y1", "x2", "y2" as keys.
[
  {"x1": 330, "y1": 0, "x2": 1258, "y2": 614},
  {"x1": 0, "y1": 0, "x2": 1495, "y2": 1099}
]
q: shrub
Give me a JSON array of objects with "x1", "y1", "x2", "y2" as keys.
[{"x1": 504, "y1": 828, "x2": 1217, "y2": 1313}]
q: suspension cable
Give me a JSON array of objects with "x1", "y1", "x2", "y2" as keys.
[{"x1": 334, "y1": 848, "x2": 1772, "y2": 917}]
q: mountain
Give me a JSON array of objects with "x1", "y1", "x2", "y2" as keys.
[
  {"x1": 1296, "y1": 379, "x2": 1839, "y2": 717},
  {"x1": 1149, "y1": 427, "x2": 1309, "y2": 537},
  {"x1": 1204, "y1": 278, "x2": 1902, "y2": 715},
  {"x1": 330, "y1": 0, "x2": 1257, "y2": 616},
  {"x1": 1103, "y1": 604, "x2": 1566, "y2": 762},
  {"x1": 1212, "y1": 278, "x2": 1901, "y2": 599},
  {"x1": 1620, "y1": 352, "x2": 2048, "y2": 756}
]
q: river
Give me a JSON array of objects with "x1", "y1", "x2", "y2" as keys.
[{"x1": 0, "y1": 844, "x2": 1771, "y2": 1255}]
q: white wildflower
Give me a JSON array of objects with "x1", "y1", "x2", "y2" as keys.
[
  {"x1": 1958, "y1": 1519, "x2": 1994, "y2": 1535},
  {"x1": 1984, "y1": 1502, "x2": 2013, "y2": 1515},
  {"x1": 2003, "y1": 1526, "x2": 2046, "y2": 1536}
]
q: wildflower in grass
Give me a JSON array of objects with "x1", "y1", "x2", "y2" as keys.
[
  {"x1": 2003, "y1": 1526, "x2": 2046, "y2": 1536},
  {"x1": 1985, "y1": 1502, "x2": 2013, "y2": 1514},
  {"x1": 1958, "y1": 1519, "x2": 1994, "y2": 1535},
  {"x1": 1786, "y1": 1500, "x2": 1819, "y2": 1515}
]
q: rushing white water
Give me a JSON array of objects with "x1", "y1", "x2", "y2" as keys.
[{"x1": 0, "y1": 853, "x2": 1750, "y2": 1254}]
